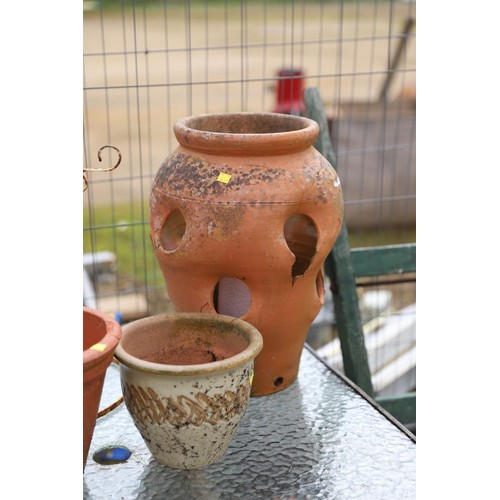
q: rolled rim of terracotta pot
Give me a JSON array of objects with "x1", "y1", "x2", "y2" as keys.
[
  {"x1": 114, "y1": 312, "x2": 264, "y2": 376},
  {"x1": 83, "y1": 307, "x2": 122, "y2": 369},
  {"x1": 173, "y1": 112, "x2": 319, "y2": 155}
]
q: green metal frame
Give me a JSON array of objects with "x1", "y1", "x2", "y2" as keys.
[
  {"x1": 351, "y1": 244, "x2": 416, "y2": 278},
  {"x1": 304, "y1": 87, "x2": 416, "y2": 430}
]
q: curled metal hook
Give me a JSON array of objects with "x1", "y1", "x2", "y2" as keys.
[{"x1": 83, "y1": 145, "x2": 122, "y2": 192}]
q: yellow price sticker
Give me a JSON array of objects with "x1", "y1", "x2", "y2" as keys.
[
  {"x1": 90, "y1": 343, "x2": 107, "y2": 352},
  {"x1": 217, "y1": 172, "x2": 231, "y2": 184}
]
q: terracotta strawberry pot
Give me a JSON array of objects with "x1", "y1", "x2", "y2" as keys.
[
  {"x1": 150, "y1": 112, "x2": 343, "y2": 396},
  {"x1": 114, "y1": 312, "x2": 263, "y2": 469},
  {"x1": 83, "y1": 307, "x2": 122, "y2": 471}
]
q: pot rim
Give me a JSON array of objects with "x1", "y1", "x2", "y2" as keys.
[
  {"x1": 174, "y1": 112, "x2": 319, "y2": 155},
  {"x1": 114, "y1": 312, "x2": 264, "y2": 376},
  {"x1": 83, "y1": 307, "x2": 122, "y2": 368}
]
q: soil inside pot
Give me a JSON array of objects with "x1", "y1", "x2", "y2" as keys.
[{"x1": 139, "y1": 333, "x2": 244, "y2": 365}]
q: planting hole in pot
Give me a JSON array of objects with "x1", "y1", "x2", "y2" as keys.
[
  {"x1": 214, "y1": 277, "x2": 251, "y2": 318},
  {"x1": 274, "y1": 377, "x2": 284, "y2": 387},
  {"x1": 93, "y1": 445, "x2": 132, "y2": 465},
  {"x1": 284, "y1": 214, "x2": 318, "y2": 278},
  {"x1": 160, "y1": 209, "x2": 186, "y2": 251}
]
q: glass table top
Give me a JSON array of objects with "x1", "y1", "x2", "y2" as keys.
[{"x1": 84, "y1": 346, "x2": 416, "y2": 499}]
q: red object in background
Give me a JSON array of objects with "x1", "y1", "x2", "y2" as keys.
[{"x1": 273, "y1": 68, "x2": 305, "y2": 115}]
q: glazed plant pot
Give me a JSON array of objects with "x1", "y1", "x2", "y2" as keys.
[
  {"x1": 83, "y1": 307, "x2": 122, "y2": 471},
  {"x1": 114, "y1": 312, "x2": 263, "y2": 470},
  {"x1": 150, "y1": 112, "x2": 343, "y2": 396}
]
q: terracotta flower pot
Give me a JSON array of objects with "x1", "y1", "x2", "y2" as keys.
[
  {"x1": 114, "y1": 312, "x2": 263, "y2": 469},
  {"x1": 83, "y1": 307, "x2": 122, "y2": 470},
  {"x1": 150, "y1": 112, "x2": 343, "y2": 396}
]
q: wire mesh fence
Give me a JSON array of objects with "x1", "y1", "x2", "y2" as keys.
[{"x1": 83, "y1": 0, "x2": 416, "y2": 396}]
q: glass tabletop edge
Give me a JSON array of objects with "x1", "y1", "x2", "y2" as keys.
[{"x1": 304, "y1": 344, "x2": 416, "y2": 443}]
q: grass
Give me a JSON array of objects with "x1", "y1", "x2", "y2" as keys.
[{"x1": 83, "y1": 201, "x2": 164, "y2": 288}]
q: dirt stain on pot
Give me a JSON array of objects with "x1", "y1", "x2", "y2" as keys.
[
  {"x1": 153, "y1": 153, "x2": 287, "y2": 201},
  {"x1": 154, "y1": 153, "x2": 226, "y2": 199},
  {"x1": 207, "y1": 204, "x2": 245, "y2": 240}
]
